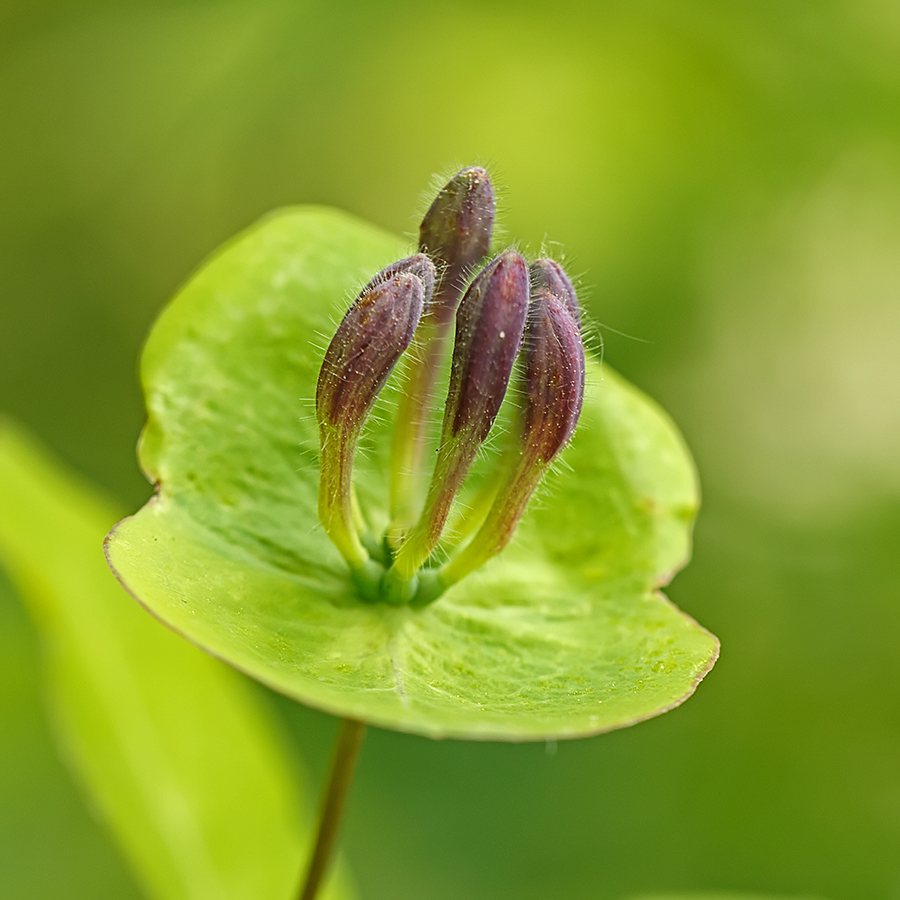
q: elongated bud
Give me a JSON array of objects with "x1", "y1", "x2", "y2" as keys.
[
  {"x1": 316, "y1": 257, "x2": 433, "y2": 428},
  {"x1": 445, "y1": 250, "x2": 530, "y2": 444},
  {"x1": 316, "y1": 256, "x2": 434, "y2": 591},
  {"x1": 360, "y1": 253, "x2": 436, "y2": 302},
  {"x1": 419, "y1": 166, "x2": 495, "y2": 320},
  {"x1": 430, "y1": 259, "x2": 585, "y2": 602},
  {"x1": 387, "y1": 169, "x2": 496, "y2": 542},
  {"x1": 522, "y1": 260, "x2": 586, "y2": 463},
  {"x1": 385, "y1": 250, "x2": 529, "y2": 599},
  {"x1": 530, "y1": 257, "x2": 581, "y2": 325}
]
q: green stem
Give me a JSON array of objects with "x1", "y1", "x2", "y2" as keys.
[
  {"x1": 390, "y1": 437, "x2": 469, "y2": 581},
  {"x1": 318, "y1": 424, "x2": 368, "y2": 570},
  {"x1": 439, "y1": 454, "x2": 546, "y2": 589},
  {"x1": 439, "y1": 429, "x2": 518, "y2": 551},
  {"x1": 298, "y1": 718, "x2": 367, "y2": 900},
  {"x1": 387, "y1": 318, "x2": 447, "y2": 546}
]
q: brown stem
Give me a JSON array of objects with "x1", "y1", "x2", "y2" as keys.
[{"x1": 298, "y1": 718, "x2": 367, "y2": 900}]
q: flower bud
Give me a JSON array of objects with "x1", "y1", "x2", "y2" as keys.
[
  {"x1": 419, "y1": 166, "x2": 495, "y2": 321},
  {"x1": 317, "y1": 260, "x2": 433, "y2": 429},
  {"x1": 445, "y1": 250, "x2": 530, "y2": 445},
  {"x1": 530, "y1": 257, "x2": 581, "y2": 325},
  {"x1": 521, "y1": 261, "x2": 586, "y2": 464},
  {"x1": 387, "y1": 170, "x2": 496, "y2": 541},
  {"x1": 360, "y1": 252, "x2": 436, "y2": 306},
  {"x1": 316, "y1": 258, "x2": 434, "y2": 583}
]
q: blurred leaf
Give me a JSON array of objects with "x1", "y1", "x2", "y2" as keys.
[
  {"x1": 0, "y1": 420, "x2": 352, "y2": 900},
  {"x1": 105, "y1": 206, "x2": 718, "y2": 741},
  {"x1": 0, "y1": 574, "x2": 143, "y2": 899}
]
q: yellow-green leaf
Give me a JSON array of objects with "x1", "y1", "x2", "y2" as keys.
[
  {"x1": 106, "y1": 207, "x2": 718, "y2": 741},
  {"x1": 0, "y1": 420, "x2": 352, "y2": 900}
]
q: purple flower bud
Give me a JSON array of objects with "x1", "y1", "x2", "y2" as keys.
[
  {"x1": 419, "y1": 167, "x2": 495, "y2": 321},
  {"x1": 316, "y1": 257, "x2": 434, "y2": 581},
  {"x1": 446, "y1": 250, "x2": 530, "y2": 444},
  {"x1": 317, "y1": 262, "x2": 433, "y2": 430},
  {"x1": 360, "y1": 253, "x2": 435, "y2": 310},
  {"x1": 530, "y1": 258, "x2": 581, "y2": 325},
  {"x1": 386, "y1": 171, "x2": 496, "y2": 543},
  {"x1": 522, "y1": 261, "x2": 586, "y2": 463}
]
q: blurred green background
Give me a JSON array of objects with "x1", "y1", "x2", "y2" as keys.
[{"x1": 1, "y1": 1, "x2": 899, "y2": 898}]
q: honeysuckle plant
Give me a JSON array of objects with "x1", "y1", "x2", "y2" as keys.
[{"x1": 105, "y1": 168, "x2": 719, "y2": 899}]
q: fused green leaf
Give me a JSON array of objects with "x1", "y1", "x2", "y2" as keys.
[
  {"x1": 0, "y1": 420, "x2": 353, "y2": 900},
  {"x1": 106, "y1": 207, "x2": 718, "y2": 741}
]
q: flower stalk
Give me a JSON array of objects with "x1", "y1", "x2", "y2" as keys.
[
  {"x1": 387, "y1": 167, "x2": 495, "y2": 547},
  {"x1": 298, "y1": 718, "x2": 366, "y2": 900}
]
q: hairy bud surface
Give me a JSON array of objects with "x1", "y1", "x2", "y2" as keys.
[
  {"x1": 522, "y1": 261, "x2": 586, "y2": 464},
  {"x1": 445, "y1": 250, "x2": 530, "y2": 444},
  {"x1": 317, "y1": 258, "x2": 433, "y2": 429},
  {"x1": 419, "y1": 166, "x2": 495, "y2": 318}
]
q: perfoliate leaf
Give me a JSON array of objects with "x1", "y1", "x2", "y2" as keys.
[
  {"x1": 106, "y1": 207, "x2": 718, "y2": 740},
  {"x1": 0, "y1": 421, "x2": 352, "y2": 900}
]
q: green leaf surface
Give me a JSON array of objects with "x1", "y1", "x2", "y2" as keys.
[
  {"x1": 106, "y1": 207, "x2": 718, "y2": 741},
  {"x1": 0, "y1": 421, "x2": 352, "y2": 900}
]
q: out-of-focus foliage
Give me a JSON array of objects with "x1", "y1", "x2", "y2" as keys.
[
  {"x1": 0, "y1": 422, "x2": 353, "y2": 900},
  {"x1": 1, "y1": 1, "x2": 898, "y2": 899}
]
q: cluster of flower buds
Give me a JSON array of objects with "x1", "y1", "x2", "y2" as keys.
[{"x1": 315, "y1": 167, "x2": 586, "y2": 605}]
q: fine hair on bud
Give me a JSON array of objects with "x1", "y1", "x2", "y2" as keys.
[
  {"x1": 529, "y1": 258, "x2": 581, "y2": 326},
  {"x1": 316, "y1": 260, "x2": 434, "y2": 430},
  {"x1": 445, "y1": 249, "x2": 530, "y2": 445},
  {"x1": 522, "y1": 260, "x2": 586, "y2": 463},
  {"x1": 360, "y1": 253, "x2": 436, "y2": 309},
  {"x1": 419, "y1": 167, "x2": 496, "y2": 317}
]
